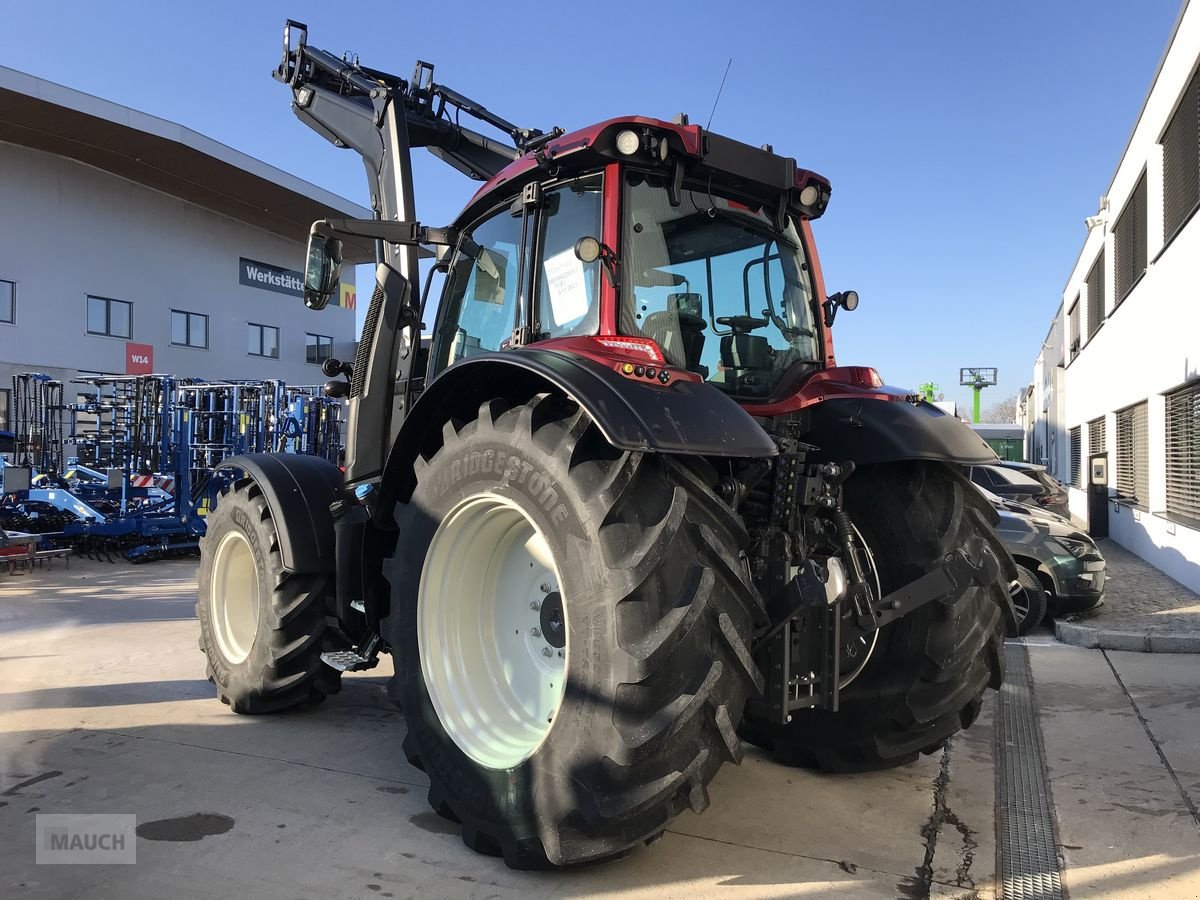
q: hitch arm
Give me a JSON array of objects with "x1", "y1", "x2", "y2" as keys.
[
  {"x1": 752, "y1": 543, "x2": 1005, "y2": 724},
  {"x1": 870, "y1": 545, "x2": 1002, "y2": 631}
]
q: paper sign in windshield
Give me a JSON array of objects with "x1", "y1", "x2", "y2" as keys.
[{"x1": 543, "y1": 250, "x2": 589, "y2": 325}]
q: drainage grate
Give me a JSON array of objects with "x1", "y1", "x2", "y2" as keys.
[{"x1": 996, "y1": 641, "x2": 1064, "y2": 900}]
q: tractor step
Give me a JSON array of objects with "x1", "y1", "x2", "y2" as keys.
[
  {"x1": 321, "y1": 634, "x2": 381, "y2": 672},
  {"x1": 320, "y1": 649, "x2": 377, "y2": 671}
]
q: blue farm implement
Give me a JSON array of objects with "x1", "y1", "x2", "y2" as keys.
[{"x1": 2, "y1": 371, "x2": 344, "y2": 562}]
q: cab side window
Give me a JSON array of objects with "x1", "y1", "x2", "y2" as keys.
[
  {"x1": 430, "y1": 208, "x2": 524, "y2": 376},
  {"x1": 535, "y1": 175, "x2": 602, "y2": 339}
]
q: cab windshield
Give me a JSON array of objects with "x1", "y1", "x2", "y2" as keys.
[{"x1": 620, "y1": 170, "x2": 820, "y2": 398}]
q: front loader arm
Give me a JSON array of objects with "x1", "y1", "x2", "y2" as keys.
[{"x1": 274, "y1": 20, "x2": 523, "y2": 186}]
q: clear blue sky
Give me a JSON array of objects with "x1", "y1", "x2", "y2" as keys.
[{"x1": 3, "y1": 1, "x2": 1181, "y2": 413}]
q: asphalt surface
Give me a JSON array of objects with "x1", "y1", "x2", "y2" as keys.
[{"x1": 1, "y1": 558, "x2": 1197, "y2": 899}]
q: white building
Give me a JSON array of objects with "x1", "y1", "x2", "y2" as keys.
[
  {"x1": 0, "y1": 65, "x2": 371, "y2": 429},
  {"x1": 1024, "y1": 0, "x2": 1200, "y2": 591}
]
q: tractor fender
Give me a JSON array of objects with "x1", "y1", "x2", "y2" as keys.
[
  {"x1": 377, "y1": 348, "x2": 776, "y2": 512},
  {"x1": 804, "y1": 397, "x2": 998, "y2": 466},
  {"x1": 215, "y1": 454, "x2": 344, "y2": 574}
]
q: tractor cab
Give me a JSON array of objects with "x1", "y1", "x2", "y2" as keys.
[{"x1": 426, "y1": 117, "x2": 841, "y2": 404}]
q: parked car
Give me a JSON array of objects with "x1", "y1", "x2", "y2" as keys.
[
  {"x1": 967, "y1": 463, "x2": 1069, "y2": 520},
  {"x1": 996, "y1": 461, "x2": 1071, "y2": 520},
  {"x1": 975, "y1": 486, "x2": 1106, "y2": 633}
]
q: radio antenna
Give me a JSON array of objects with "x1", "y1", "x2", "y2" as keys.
[{"x1": 706, "y1": 58, "x2": 734, "y2": 131}]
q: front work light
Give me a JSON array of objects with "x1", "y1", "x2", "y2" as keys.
[{"x1": 615, "y1": 129, "x2": 640, "y2": 156}]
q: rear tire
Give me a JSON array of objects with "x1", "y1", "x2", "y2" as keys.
[
  {"x1": 1013, "y1": 565, "x2": 1048, "y2": 635},
  {"x1": 740, "y1": 461, "x2": 1012, "y2": 772},
  {"x1": 384, "y1": 394, "x2": 762, "y2": 868},
  {"x1": 197, "y1": 478, "x2": 341, "y2": 713}
]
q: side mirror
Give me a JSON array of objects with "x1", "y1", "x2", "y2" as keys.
[
  {"x1": 822, "y1": 290, "x2": 860, "y2": 327},
  {"x1": 303, "y1": 231, "x2": 343, "y2": 310}
]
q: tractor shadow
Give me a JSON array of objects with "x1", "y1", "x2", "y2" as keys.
[{"x1": 0, "y1": 671, "x2": 936, "y2": 897}]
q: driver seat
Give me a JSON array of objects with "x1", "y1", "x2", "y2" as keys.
[{"x1": 641, "y1": 294, "x2": 708, "y2": 375}]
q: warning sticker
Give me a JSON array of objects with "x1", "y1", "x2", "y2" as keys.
[{"x1": 543, "y1": 249, "x2": 589, "y2": 325}]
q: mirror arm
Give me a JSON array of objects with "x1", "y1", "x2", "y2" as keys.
[
  {"x1": 313, "y1": 218, "x2": 459, "y2": 247},
  {"x1": 599, "y1": 244, "x2": 620, "y2": 289},
  {"x1": 822, "y1": 296, "x2": 838, "y2": 328}
]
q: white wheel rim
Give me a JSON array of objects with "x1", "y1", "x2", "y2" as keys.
[
  {"x1": 418, "y1": 493, "x2": 568, "y2": 770},
  {"x1": 209, "y1": 530, "x2": 261, "y2": 665}
]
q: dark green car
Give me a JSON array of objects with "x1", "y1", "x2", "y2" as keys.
[{"x1": 977, "y1": 486, "x2": 1106, "y2": 633}]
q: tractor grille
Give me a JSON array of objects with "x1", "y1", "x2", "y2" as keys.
[{"x1": 352, "y1": 281, "x2": 385, "y2": 399}]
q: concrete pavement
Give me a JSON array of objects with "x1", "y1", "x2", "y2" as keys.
[
  {"x1": 1, "y1": 558, "x2": 1198, "y2": 898},
  {"x1": 1025, "y1": 635, "x2": 1200, "y2": 897}
]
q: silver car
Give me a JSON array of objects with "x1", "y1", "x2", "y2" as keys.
[{"x1": 976, "y1": 486, "x2": 1106, "y2": 633}]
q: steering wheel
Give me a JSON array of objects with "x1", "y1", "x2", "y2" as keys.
[{"x1": 716, "y1": 315, "x2": 768, "y2": 335}]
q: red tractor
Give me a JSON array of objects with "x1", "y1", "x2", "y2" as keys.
[{"x1": 197, "y1": 21, "x2": 1016, "y2": 869}]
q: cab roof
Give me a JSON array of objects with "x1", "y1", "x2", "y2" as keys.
[{"x1": 454, "y1": 116, "x2": 831, "y2": 227}]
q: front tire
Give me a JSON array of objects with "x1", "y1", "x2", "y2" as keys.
[
  {"x1": 1013, "y1": 564, "x2": 1048, "y2": 635},
  {"x1": 385, "y1": 394, "x2": 762, "y2": 868},
  {"x1": 741, "y1": 461, "x2": 1012, "y2": 772},
  {"x1": 197, "y1": 478, "x2": 341, "y2": 713}
]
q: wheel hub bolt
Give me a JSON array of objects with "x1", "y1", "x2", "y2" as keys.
[
  {"x1": 541, "y1": 647, "x2": 553, "y2": 658},
  {"x1": 530, "y1": 627, "x2": 542, "y2": 638},
  {"x1": 540, "y1": 583, "x2": 551, "y2": 593},
  {"x1": 530, "y1": 600, "x2": 541, "y2": 611}
]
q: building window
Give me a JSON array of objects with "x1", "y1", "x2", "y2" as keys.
[
  {"x1": 0, "y1": 279, "x2": 14, "y2": 324},
  {"x1": 1088, "y1": 416, "x2": 1106, "y2": 457},
  {"x1": 1068, "y1": 298, "x2": 1080, "y2": 361},
  {"x1": 1115, "y1": 401, "x2": 1149, "y2": 507},
  {"x1": 0, "y1": 387, "x2": 9, "y2": 430},
  {"x1": 171, "y1": 310, "x2": 208, "y2": 349},
  {"x1": 305, "y1": 333, "x2": 334, "y2": 365},
  {"x1": 1069, "y1": 426, "x2": 1082, "y2": 488},
  {"x1": 1165, "y1": 380, "x2": 1200, "y2": 526},
  {"x1": 1086, "y1": 251, "x2": 1105, "y2": 340},
  {"x1": 248, "y1": 323, "x2": 279, "y2": 358},
  {"x1": 1114, "y1": 173, "x2": 1147, "y2": 306},
  {"x1": 86, "y1": 295, "x2": 131, "y2": 338},
  {"x1": 1162, "y1": 65, "x2": 1200, "y2": 244}
]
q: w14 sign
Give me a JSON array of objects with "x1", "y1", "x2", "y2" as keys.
[{"x1": 126, "y1": 342, "x2": 154, "y2": 375}]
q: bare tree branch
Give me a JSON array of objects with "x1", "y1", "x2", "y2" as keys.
[{"x1": 981, "y1": 395, "x2": 1018, "y2": 424}]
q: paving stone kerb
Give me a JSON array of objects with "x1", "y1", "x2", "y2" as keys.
[{"x1": 1054, "y1": 539, "x2": 1200, "y2": 653}]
